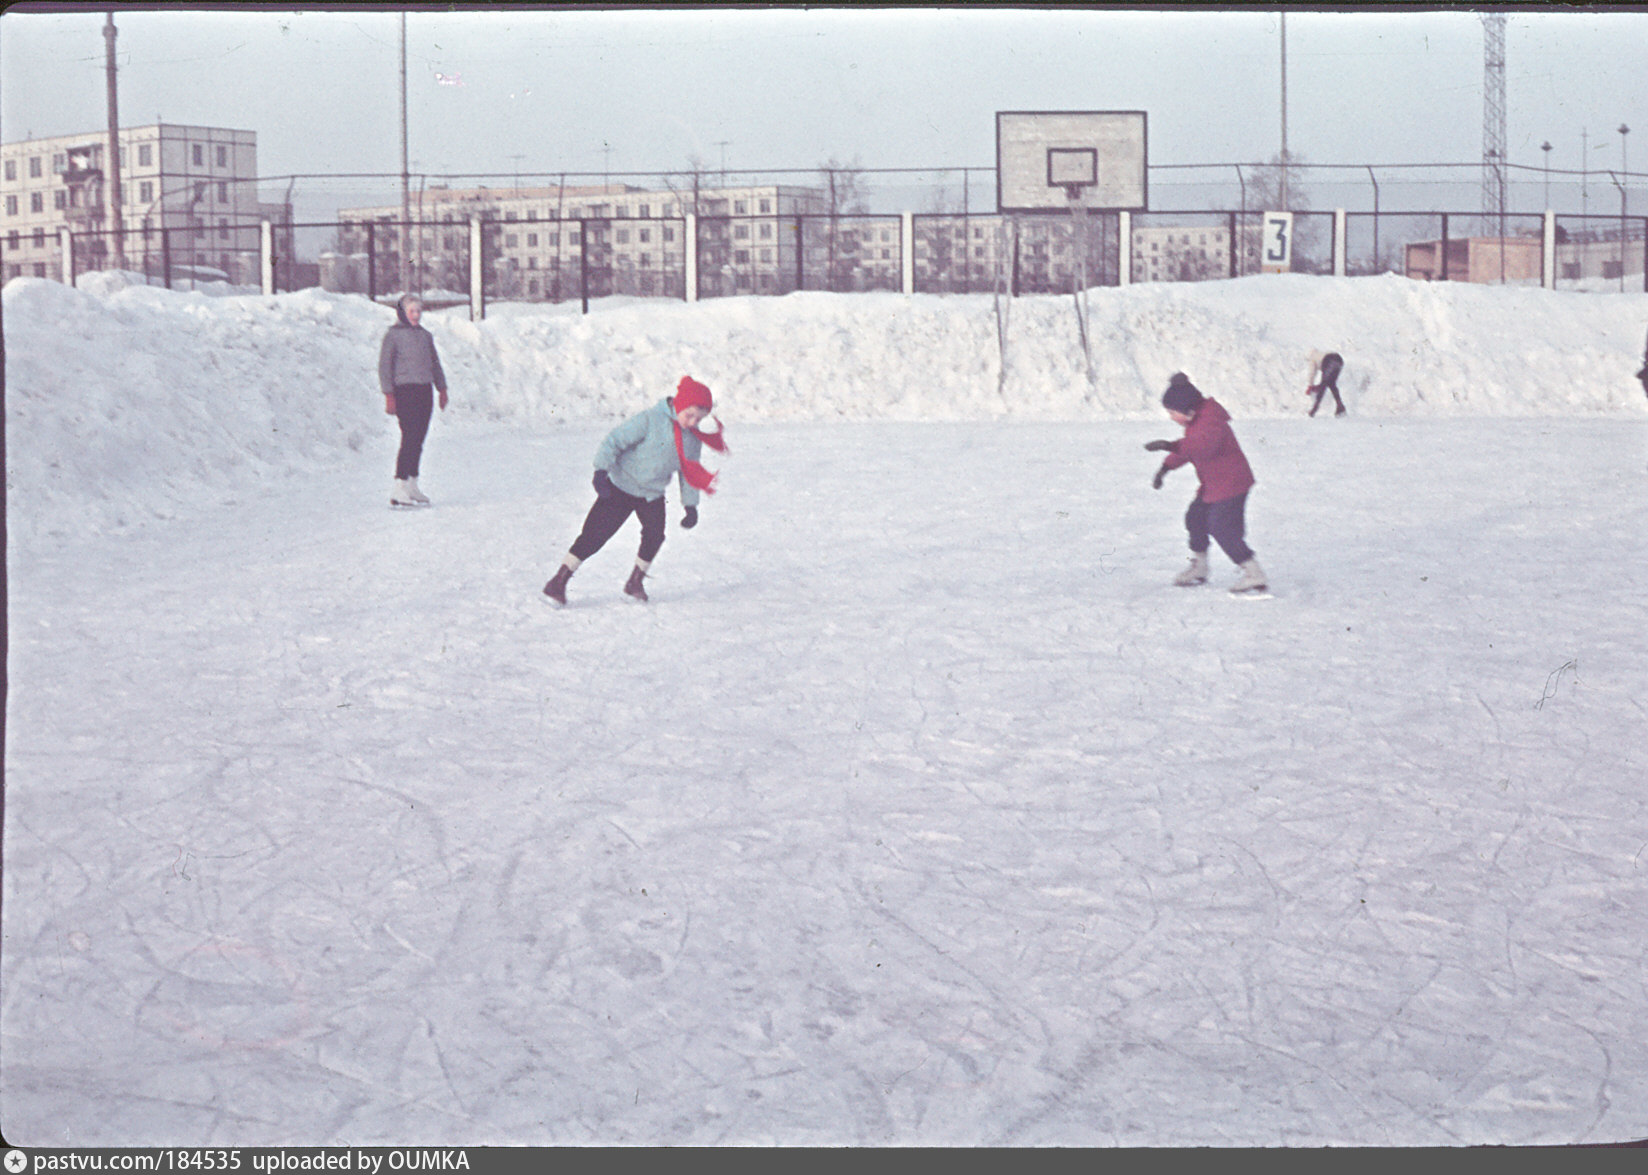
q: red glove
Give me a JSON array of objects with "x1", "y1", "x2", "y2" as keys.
[
  {"x1": 438, "y1": 387, "x2": 449, "y2": 411},
  {"x1": 384, "y1": 394, "x2": 397, "y2": 415}
]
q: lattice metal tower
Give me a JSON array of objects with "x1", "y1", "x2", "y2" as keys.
[{"x1": 1481, "y1": 13, "x2": 1507, "y2": 225}]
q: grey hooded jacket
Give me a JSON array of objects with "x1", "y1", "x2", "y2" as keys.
[{"x1": 378, "y1": 301, "x2": 447, "y2": 396}]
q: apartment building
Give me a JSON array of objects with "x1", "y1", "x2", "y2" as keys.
[
  {"x1": 332, "y1": 182, "x2": 837, "y2": 299},
  {"x1": 1130, "y1": 223, "x2": 1235, "y2": 282},
  {"x1": 2, "y1": 124, "x2": 283, "y2": 284}
]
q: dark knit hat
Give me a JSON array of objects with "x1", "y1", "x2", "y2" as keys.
[{"x1": 1161, "y1": 372, "x2": 1205, "y2": 414}]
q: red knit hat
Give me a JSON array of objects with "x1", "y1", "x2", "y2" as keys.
[{"x1": 675, "y1": 375, "x2": 713, "y2": 413}]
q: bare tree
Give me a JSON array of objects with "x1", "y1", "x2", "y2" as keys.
[{"x1": 819, "y1": 156, "x2": 868, "y2": 290}]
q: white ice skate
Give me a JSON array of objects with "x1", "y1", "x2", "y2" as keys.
[
  {"x1": 1229, "y1": 558, "x2": 1269, "y2": 596},
  {"x1": 1173, "y1": 552, "x2": 1210, "y2": 586}
]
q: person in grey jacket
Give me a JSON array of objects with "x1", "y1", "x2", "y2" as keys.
[
  {"x1": 378, "y1": 294, "x2": 449, "y2": 506},
  {"x1": 543, "y1": 376, "x2": 727, "y2": 604}
]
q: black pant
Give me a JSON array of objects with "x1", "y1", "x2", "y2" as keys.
[
  {"x1": 1186, "y1": 491, "x2": 1254, "y2": 566},
  {"x1": 569, "y1": 487, "x2": 667, "y2": 563},
  {"x1": 1309, "y1": 353, "x2": 1345, "y2": 416},
  {"x1": 393, "y1": 383, "x2": 433, "y2": 479}
]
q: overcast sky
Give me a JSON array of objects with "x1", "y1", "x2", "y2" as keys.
[{"x1": 3, "y1": 5, "x2": 1646, "y2": 186}]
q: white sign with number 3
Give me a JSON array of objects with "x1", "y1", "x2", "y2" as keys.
[{"x1": 1261, "y1": 211, "x2": 1294, "y2": 273}]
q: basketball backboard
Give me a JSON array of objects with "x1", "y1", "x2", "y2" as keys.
[{"x1": 996, "y1": 110, "x2": 1148, "y2": 214}]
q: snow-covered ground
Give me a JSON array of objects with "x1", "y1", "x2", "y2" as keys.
[{"x1": 3, "y1": 272, "x2": 1647, "y2": 1147}]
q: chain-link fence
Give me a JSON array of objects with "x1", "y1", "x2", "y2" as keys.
[{"x1": 33, "y1": 206, "x2": 1648, "y2": 307}]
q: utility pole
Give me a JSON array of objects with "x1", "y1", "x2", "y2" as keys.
[
  {"x1": 1541, "y1": 141, "x2": 1552, "y2": 210},
  {"x1": 1279, "y1": 13, "x2": 1288, "y2": 211},
  {"x1": 399, "y1": 12, "x2": 410, "y2": 295},
  {"x1": 104, "y1": 10, "x2": 125, "y2": 269}
]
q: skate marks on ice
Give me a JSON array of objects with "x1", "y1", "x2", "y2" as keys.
[{"x1": 4, "y1": 420, "x2": 1648, "y2": 1145}]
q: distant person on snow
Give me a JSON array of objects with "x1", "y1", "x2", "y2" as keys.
[
  {"x1": 1305, "y1": 349, "x2": 1346, "y2": 417},
  {"x1": 543, "y1": 376, "x2": 728, "y2": 605},
  {"x1": 1145, "y1": 372, "x2": 1268, "y2": 595},
  {"x1": 1637, "y1": 325, "x2": 1648, "y2": 399},
  {"x1": 377, "y1": 294, "x2": 449, "y2": 507}
]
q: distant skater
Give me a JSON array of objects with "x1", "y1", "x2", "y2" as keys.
[
  {"x1": 1636, "y1": 324, "x2": 1647, "y2": 399},
  {"x1": 1305, "y1": 349, "x2": 1345, "y2": 417},
  {"x1": 543, "y1": 376, "x2": 727, "y2": 605},
  {"x1": 378, "y1": 294, "x2": 449, "y2": 507},
  {"x1": 1145, "y1": 372, "x2": 1268, "y2": 595}
]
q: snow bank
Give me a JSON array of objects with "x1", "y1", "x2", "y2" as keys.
[{"x1": 5, "y1": 273, "x2": 1646, "y2": 545}]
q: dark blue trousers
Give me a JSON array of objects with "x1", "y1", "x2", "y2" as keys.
[
  {"x1": 1185, "y1": 491, "x2": 1254, "y2": 565},
  {"x1": 393, "y1": 383, "x2": 433, "y2": 479}
]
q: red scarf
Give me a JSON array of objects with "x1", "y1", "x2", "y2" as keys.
[{"x1": 672, "y1": 415, "x2": 728, "y2": 493}]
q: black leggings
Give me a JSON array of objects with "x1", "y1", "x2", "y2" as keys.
[
  {"x1": 1310, "y1": 353, "x2": 1344, "y2": 415},
  {"x1": 393, "y1": 383, "x2": 433, "y2": 479},
  {"x1": 569, "y1": 487, "x2": 667, "y2": 563}
]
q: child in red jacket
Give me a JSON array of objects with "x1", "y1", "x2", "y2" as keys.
[{"x1": 1145, "y1": 372, "x2": 1268, "y2": 594}]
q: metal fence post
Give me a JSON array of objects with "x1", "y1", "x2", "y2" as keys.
[
  {"x1": 901, "y1": 211, "x2": 914, "y2": 295},
  {"x1": 469, "y1": 217, "x2": 484, "y2": 321},
  {"x1": 579, "y1": 219, "x2": 590, "y2": 315},
  {"x1": 261, "y1": 220, "x2": 274, "y2": 295},
  {"x1": 60, "y1": 227, "x2": 74, "y2": 286},
  {"x1": 794, "y1": 217, "x2": 803, "y2": 293},
  {"x1": 1117, "y1": 211, "x2": 1131, "y2": 288},
  {"x1": 1333, "y1": 209, "x2": 1346, "y2": 276},
  {"x1": 685, "y1": 214, "x2": 698, "y2": 302},
  {"x1": 1440, "y1": 214, "x2": 1450, "y2": 281},
  {"x1": 161, "y1": 226, "x2": 172, "y2": 289},
  {"x1": 1542, "y1": 210, "x2": 1556, "y2": 290},
  {"x1": 367, "y1": 222, "x2": 376, "y2": 302}
]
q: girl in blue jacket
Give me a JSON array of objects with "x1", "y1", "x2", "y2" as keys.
[{"x1": 543, "y1": 376, "x2": 727, "y2": 604}]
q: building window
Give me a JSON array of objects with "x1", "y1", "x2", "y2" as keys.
[
  {"x1": 526, "y1": 233, "x2": 538, "y2": 247},
  {"x1": 617, "y1": 229, "x2": 629, "y2": 244},
  {"x1": 759, "y1": 223, "x2": 772, "y2": 239},
  {"x1": 138, "y1": 144, "x2": 152, "y2": 167},
  {"x1": 616, "y1": 206, "x2": 629, "y2": 218},
  {"x1": 664, "y1": 227, "x2": 675, "y2": 242},
  {"x1": 6, "y1": 229, "x2": 17, "y2": 248},
  {"x1": 547, "y1": 233, "x2": 559, "y2": 246},
  {"x1": 638, "y1": 228, "x2": 651, "y2": 243},
  {"x1": 192, "y1": 144, "x2": 204, "y2": 166},
  {"x1": 639, "y1": 204, "x2": 650, "y2": 217},
  {"x1": 139, "y1": 180, "x2": 154, "y2": 203},
  {"x1": 28, "y1": 156, "x2": 42, "y2": 178},
  {"x1": 1602, "y1": 260, "x2": 1624, "y2": 279},
  {"x1": 52, "y1": 152, "x2": 67, "y2": 173},
  {"x1": 734, "y1": 224, "x2": 749, "y2": 239},
  {"x1": 34, "y1": 262, "x2": 47, "y2": 277},
  {"x1": 639, "y1": 253, "x2": 651, "y2": 268},
  {"x1": 33, "y1": 227, "x2": 45, "y2": 246},
  {"x1": 527, "y1": 257, "x2": 537, "y2": 270},
  {"x1": 216, "y1": 145, "x2": 227, "y2": 167},
  {"x1": 3, "y1": 196, "x2": 15, "y2": 216},
  {"x1": 218, "y1": 182, "x2": 229, "y2": 203},
  {"x1": 218, "y1": 218, "x2": 229, "y2": 240},
  {"x1": 2, "y1": 160, "x2": 13, "y2": 181},
  {"x1": 759, "y1": 199, "x2": 771, "y2": 213},
  {"x1": 30, "y1": 192, "x2": 43, "y2": 213},
  {"x1": 54, "y1": 190, "x2": 66, "y2": 210},
  {"x1": 735, "y1": 249, "x2": 750, "y2": 264},
  {"x1": 504, "y1": 234, "x2": 517, "y2": 247},
  {"x1": 734, "y1": 201, "x2": 747, "y2": 214},
  {"x1": 881, "y1": 248, "x2": 891, "y2": 260},
  {"x1": 569, "y1": 231, "x2": 581, "y2": 245},
  {"x1": 760, "y1": 248, "x2": 772, "y2": 262}
]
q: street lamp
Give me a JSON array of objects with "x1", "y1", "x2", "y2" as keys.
[{"x1": 1541, "y1": 141, "x2": 1552, "y2": 210}]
